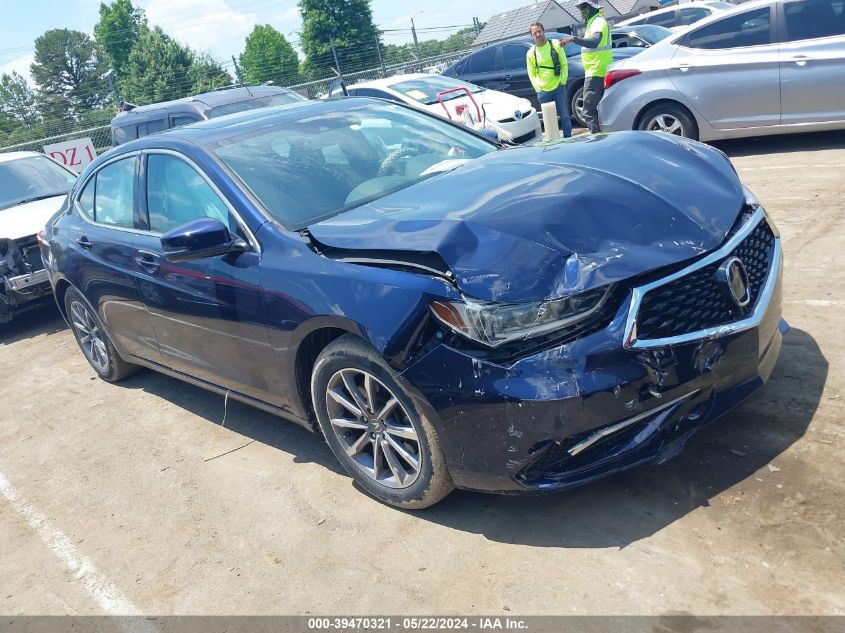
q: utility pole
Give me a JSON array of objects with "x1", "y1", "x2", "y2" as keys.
[
  {"x1": 231, "y1": 56, "x2": 244, "y2": 86},
  {"x1": 329, "y1": 35, "x2": 343, "y2": 78},
  {"x1": 103, "y1": 69, "x2": 120, "y2": 107},
  {"x1": 375, "y1": 35, "x2": 386, "y2": 77},
  {"x1": 411, "y1": 11, "x2": 423, "y2": 63},
  {"x1": 473, "y1": 17, "x2": 481, "y2": 38}
]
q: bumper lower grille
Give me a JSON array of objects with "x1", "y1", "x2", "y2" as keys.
[
  {"x1": 512, "y1": 129, "x2": 539, "y2": 144},
  {"x1": 635, "y1": 218, "x2": 776, "y2": 341}
]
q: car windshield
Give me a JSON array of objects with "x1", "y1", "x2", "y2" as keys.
[
  {"x1": 0, "y1": 155, "x2": 75, "y2": 211},
  {"x1": 387, "y1": 77, "x2": 484, "y2": 105},
  {"x1": 212, "y1": 102, "x2": 497, "y2": 230},
  {"x1": 207, "y1": 92, "x2": 306, "y2": 118},
  {"x1": 633, "y1": 24, "x2": 674, "y2": 43}
]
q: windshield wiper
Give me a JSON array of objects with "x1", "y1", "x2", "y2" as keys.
[{"x1": 14, "y1": 192, "x2": 67, "y2": 206}]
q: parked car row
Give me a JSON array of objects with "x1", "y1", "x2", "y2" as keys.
[
  {"x1": 441, "y1": 33, "x2": 642, "y2": 127},
  {"x1": 600, "y1": 0, "x2": 845, "y2": 140}
]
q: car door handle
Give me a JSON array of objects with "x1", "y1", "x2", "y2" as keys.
[
  {"x1": 504, "y1": 74, "x2": 512, "y2": 80},
  {"x1": 670, "y1": 64, "x2": 692, "y2": 72},
  {"x1": 789, "y1": 55, "x2": 812, "y2": 66},
  {"x1": 135, "y1": 252, "x2": 161, "y2": 273},
  {"x1": 76, "y1": 236, "x2": 93, "y2": 250}
]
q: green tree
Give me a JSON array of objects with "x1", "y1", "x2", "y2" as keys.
[
  {"x1": 30, "y1": 29, "x2": 109, "y2": 119},
  {"x1": 190, "y1": 53, "x2": 233, "y2": 94},
  {"x1": 95, "y1": 0, "x2": 147, "y2": 79},
  {"x1": 239, "y1": 24, "x2": 300, "y2": 86},
  {"x1": 120, "y1": 26, "x2": 231, "y2": 105},
  {"x1": 299, "y1": 0, "x2": 381, "y2": 77},
  {"x1": 0, "y1": 72, "x2": 39, "y2": 128}
]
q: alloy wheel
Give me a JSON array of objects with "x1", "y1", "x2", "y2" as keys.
[
  {"x1": 325, "y1": 368, "x2": 422, "y2": 489},
  {"x1": 644, "y1": 113, "x2": 684, "y2": 135},
  {"x1": 69, "y1": 300, "x2": 110, "y2": 373},
  {"x1": 574, "y1": 91, "x2": 586, "y2": 125}
]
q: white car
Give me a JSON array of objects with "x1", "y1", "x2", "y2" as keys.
[
  {"x1": 331, "y1": 74, "x2": 542, "y2": 144},
  {"x1": 1, "y1": 151, "x2": 76, "y2": 326},
  {"x1": 617, "y1": 1, "x2": 734, "y2": 31}
]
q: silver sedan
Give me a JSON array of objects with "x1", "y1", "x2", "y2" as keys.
[{"x1": 599, "y1": 0, "x2": 845, "y2": 141}]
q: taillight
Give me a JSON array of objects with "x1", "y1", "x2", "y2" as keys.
[
  {"x1": 604, "y1": 69, "x2": 642, "y2": 89},
  {"x1": 37, "y1": 228, "x2": 46, "y2": 246}
]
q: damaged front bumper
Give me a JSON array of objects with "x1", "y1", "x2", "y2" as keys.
[
  {"x1": 1, "y1": 236, "x2": 53, "y2": 324},
  {"x1": 400, "y1": 211, "x2": 785, "y2": 493}
]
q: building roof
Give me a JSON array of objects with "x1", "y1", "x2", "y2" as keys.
[
  {"x1": 606, "y1": 0, "x2": 644, "y2": 14},
  {"x1": 473, "y1": 1, "x2": 578, "y2": 46}
]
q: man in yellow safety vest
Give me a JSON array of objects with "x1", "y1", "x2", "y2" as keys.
[
  {"x1": 566, "y1": 0, "x2": 612, "y2": 133},
  {"x1": 526, "y1": 22, "x2": 573, "y2": 138}
]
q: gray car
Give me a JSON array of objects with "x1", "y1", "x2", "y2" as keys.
[{"x1": 599, "y1": 0, "x2": 845, "y2": 140}]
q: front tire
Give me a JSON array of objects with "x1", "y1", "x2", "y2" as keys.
[
  {"x1": 311, "y1": 334, "x2": 454, "y2": 509},
  {"x1": 64, "y1": 287, "x2": 139, "y2": 382},
  {"x1": 637, "y1": 103, "x2": 699, "y2": 140}
]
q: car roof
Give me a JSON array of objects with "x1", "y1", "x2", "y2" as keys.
[
  {"x1": 618, "y1": 1, "x2": 716, "y2": 24},
  {"x1": 111, "y1": 85, "x2": 296, "y2": 125},
  {"x1": 111, "y1": 98, "x2": 373, "y2": 153},
  {"x1": 0, "y1": 151, "x2": 43, "y2": 163},
  {"x1": 348, "y1": 73, "x2": 459, "y2": 91},
  {"x1": 657, "y1": 0, "x2": 773, "y2": 38}
]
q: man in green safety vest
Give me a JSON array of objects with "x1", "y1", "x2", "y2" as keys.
[
  {"x1": 567, "y1": 0, "x2": 612, "y2": 133},
  {"x1": 526, "y1": 22, "x2": 573, "y2": 138}
]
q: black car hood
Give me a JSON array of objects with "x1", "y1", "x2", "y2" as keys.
[{"x1": 308, "y1": 132, "x2": 744, "y2": 303}]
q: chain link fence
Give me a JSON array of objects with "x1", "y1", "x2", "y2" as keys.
[
  {"x1": 287, "y1": 48, "x2": 471, "y2": 99},
  {"x1": 0, "y1": 125, "x2": 112, "y2": 156}
]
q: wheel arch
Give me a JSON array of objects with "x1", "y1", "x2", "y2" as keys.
[{"x1": 634, "y1": 98, "x2": 700, "y2": 136}]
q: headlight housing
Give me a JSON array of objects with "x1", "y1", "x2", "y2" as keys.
[{"x1": 430, "y1": 286, "x2": 610, "y2": 348}]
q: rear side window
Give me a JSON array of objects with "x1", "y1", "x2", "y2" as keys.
[
  {"x1": 645, "y1": 11, "x2": 677, "y2": 26},
  {"x1": 113, "y1": 125, "x2": 135, "y2": 144},
  {"x1": 78, "y1": 158, "x2": 135, "y2": 228},
  {"x1": 678, "y1": 7, "x2": 711, "y2": 25},
  {"x1": 171, "y1": 115, "x2": 200, "y2": 128},
  {"x1": 782, "y1": 0, "x2": 845, "y2": 40},
  {"x1": 687, "y1": 7, "x2": 772, "y2": 48},
  {"x1": 468, "y1": 47, "x2": 498, "y2": 73}
]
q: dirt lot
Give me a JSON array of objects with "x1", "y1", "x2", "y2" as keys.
[{"x1": 1, "y1": 131, "x2": 843, "y2": 617}]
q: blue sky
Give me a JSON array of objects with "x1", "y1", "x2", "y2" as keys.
[{"x1": 0, "y1": 0, "x2": 523, "y2": 81}]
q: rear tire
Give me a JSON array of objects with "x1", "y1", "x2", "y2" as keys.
[
  {"x1": 64, "y1": 287, "x2": 139, "y2": 382},
  {"x1": 311, "y1": 334, "x2": 454, "y2": 509},
  {"x1": 637, "y1": 103, "x2": 699, "y2": 140},
  {"x1": 569, "y1": 83, "x2": 586, "y2": 128}
]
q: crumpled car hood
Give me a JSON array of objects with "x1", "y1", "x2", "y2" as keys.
[{"x1": 308, "y1": 131, "x2": 744, "y2": 303}]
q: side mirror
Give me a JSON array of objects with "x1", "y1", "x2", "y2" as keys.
[{"x1": 160, "y1": 217, "x2": 247, "y2": 262}]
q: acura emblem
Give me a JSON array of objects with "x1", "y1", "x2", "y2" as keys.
[{"x1": 718, "y1": 257, "x2": 751, "y2": 307}]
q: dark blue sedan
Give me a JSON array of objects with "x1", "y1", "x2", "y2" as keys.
[{"x1": 41, "y1": 98, "x2": 785, "y2": 508}]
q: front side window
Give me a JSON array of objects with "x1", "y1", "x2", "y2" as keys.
[
  {"x1": 212, "y1": 102, "x2": 497, "y2": 230},
  {"x1": 783, "y1": 0, "x2": 845, "y2": 41},
  {"x1": 502, "y1": 44, "x2": 528, "y2": 70},
  {"x1": 171, "y1": 115, "x2": 200, "y2": 128},
  {"x1": 145, "y1": 154, "x2": 234, "y2": 234},
  {"x1": 86, "y1": 157, "x2": 135, "y2": 228},
  {"x1": 0, "y1": 155, "x2": 75, "y2": 211},
  {"x1": 687, "y1": 7, "x2": 772, "y2": 48}
]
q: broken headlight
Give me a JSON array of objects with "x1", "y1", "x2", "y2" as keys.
[{"x1": 430, "y1": 286, "x2": 610, "y2": 348}]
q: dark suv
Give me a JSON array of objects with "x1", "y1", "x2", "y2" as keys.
[
  {"x1": 110, "y1": 86, "x2": 306, "y2": 146},
  {"x1": 441, "y1": 33, "x2": 642, "y2": 126}
]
